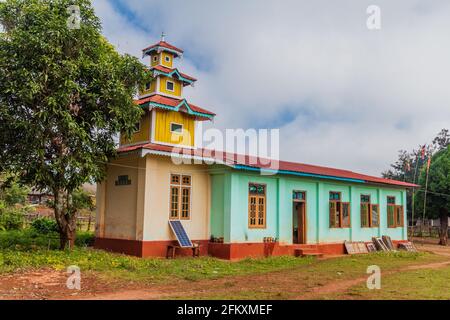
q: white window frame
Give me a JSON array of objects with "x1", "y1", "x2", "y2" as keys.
[
  {"x1": 170, "y1": 122, "x2": 183, "y2": 134},
  {"x1": 169, "y1": 173, "x2": 192, "y2": 221},
  {"x1": 166, "y1": 80, "x2": 175, "y2": 92}
]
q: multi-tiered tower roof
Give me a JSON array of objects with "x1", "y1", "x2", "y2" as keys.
[{"x1": 120, "y1": 35, "x2": 215, "y2": 148}]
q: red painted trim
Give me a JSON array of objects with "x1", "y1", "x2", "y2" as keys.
[
  {"x1": 95, "y1": 238, "x2": 408, "y2": 260},
  {"x1": 94, "y1": 238, "x2": 209, "y2": 258}
]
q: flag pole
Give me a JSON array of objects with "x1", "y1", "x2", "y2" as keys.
[
  {"x1": 411, "y1": 149, "x2": 422, "y2": 241},
  {"x1": 422, "y1": 156, "x2": 431, "y2": 244},
  {"x1": 411, "y1": 152, "x2": 420, "y2": 241}
]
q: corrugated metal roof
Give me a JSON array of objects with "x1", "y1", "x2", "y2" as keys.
[{"x1": 117, "y1": 143, "x2": 418, "y2": 188}]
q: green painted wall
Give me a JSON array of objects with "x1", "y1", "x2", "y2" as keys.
[{"x1": 209, "y1": 168, "x2": 408, "y2": 244}]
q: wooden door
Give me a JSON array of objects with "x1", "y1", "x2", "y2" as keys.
[
  {"x1": 293, "y1": 202, "x2": 306, "y2": 244},
  {"x1": 297, "y1": 202, "x2": 306, "y2": 244}
]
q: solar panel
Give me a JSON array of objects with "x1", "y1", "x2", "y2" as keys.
[{"x1": 169, "y1": 220, "x2": 193, "y2": 248}]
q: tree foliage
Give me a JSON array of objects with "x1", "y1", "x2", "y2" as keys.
[
  {"x1": 0, "y1": 0, "x2": 151, "y2": 248},
  {"x1": 0, "y1": 173, "x2": 29, "y2": 206},
  {"x1": 415, "y1": 148, "x2": 450, "y2": 217}
]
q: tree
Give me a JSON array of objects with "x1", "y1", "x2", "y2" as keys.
[
  {"x1": 382, "y1": 129, "x2": 449, "y2": 227},
  {"x1": 0, "y1": 173, "x2": 30, "y2": 206},
  {"x1": 415, "y1": 147, "x2": 450, "y2": 245},
  {"x1": 0, "y1": 0, "x2": 150, "y2": 249},
  {"x1": 432, "y1": 129, "x2": 450, "y2": 152}
]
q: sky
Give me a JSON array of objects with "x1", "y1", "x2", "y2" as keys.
[{"x1": 92, "y1": 0, "x2": 450, "y2": 176}]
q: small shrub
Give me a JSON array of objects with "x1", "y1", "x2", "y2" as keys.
[
  {"x1": 0, "y1": 206, "x2": 25, "y2": 231},
  {"x1": 75, "y1": 231, "x2": 95, "y2": 247},
  {"x1": 31, "y1": 217, "x2": 58, "y2": 234}
]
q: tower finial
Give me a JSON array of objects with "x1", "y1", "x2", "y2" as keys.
[{"x1": 161, "y1": 32, "x2": 166, "y2": 42}]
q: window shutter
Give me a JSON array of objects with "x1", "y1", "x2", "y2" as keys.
[
  {"x1": 170, "y1": 186, "x2": 179, "y2": 219},
  {"x1": 249, "y1": 196, "x2": 257, "y2": 226},
  {"x1": 330, "y1": 202, "x2": 336, "y2": 228},
  {"x1": 387, "y1": 205, "x2": 395, "y2": 228},
  {"x1": 371, "y1": 204, "x2": 380, "y2": 227},
  {"x1": 257, "y1": 196, "x2": 265, "y2": 227},
  {"x1": 360, "y1": 204, "x2": 369, "y2": 228},
  {"x1": 395, "y1": 205, "x2": 404, "y2": 227},
  {"x1": 342, "y1": 202, "x2": 351, "y2": 228}
]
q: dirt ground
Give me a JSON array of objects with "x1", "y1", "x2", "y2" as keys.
[{"x1": 1, "y1": 241, "x2": 449, "y2": 300}]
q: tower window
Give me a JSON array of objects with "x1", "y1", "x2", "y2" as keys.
[
  {"x1": 170, "y1": 123, "x2": 183, "y2": 133},
  {"x1": 166, "y1": 81, "x2": 175, "y2": 92},
  {"x1": 165, "y1": 55, "x2": 171, "y2": 63},
  {"x1": 152, "y1": 55, "x2": 158, "y2": 63},
  {"x1": 145, "y1": 82, "x2": 151, "y2": 91},
  {"x1": 134, "y1": 121, "x2": 141, "y2": 132}
]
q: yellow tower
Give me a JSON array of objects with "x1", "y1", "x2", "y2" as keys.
[{"x1": 120, "y1": 34, "x2": 215, "y2": 148}]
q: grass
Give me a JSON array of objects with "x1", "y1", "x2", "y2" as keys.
[
  {"x1": 0, "y1": 247, "x2": 317, "y2": 283},
  {"x1": 321, "y1": 265, "x2": 450, "y2": 300},
  {"x1": 1, "y1": 229, "x2": 449, "y2": 300},
  {"x1": 0, "y1": 230, "x2": 317, "y2": 283},
  {"x1": 167, "y1": 251, "x2": 447, "y2": 300}
]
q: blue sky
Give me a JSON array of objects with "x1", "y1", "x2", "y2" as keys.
[{"x1": 93, "y1": 0, "x2": 450, "y2": 175}]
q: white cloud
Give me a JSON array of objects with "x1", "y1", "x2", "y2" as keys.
[{"x1": 93, "y1": 0, "x2": 450, "y2": 175}]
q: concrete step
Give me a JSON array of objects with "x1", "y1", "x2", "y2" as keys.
[{"x1": 294, "y1": 248, "x2": 324, "y2": 258}]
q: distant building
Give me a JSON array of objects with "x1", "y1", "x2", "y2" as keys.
[{"x1": 27, "y1": 189, "x2": 53, "y2": 205}]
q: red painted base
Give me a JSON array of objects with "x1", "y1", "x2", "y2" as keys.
[
  {"x1": 95, "y1": 238, "x2": 353, "y2": 259},
  {"x1": 94, "y1": 238, "x2": 209, "y2": 258},
  {"x1": 95, "y1": 238, "x2": 409, "y2": 260}
]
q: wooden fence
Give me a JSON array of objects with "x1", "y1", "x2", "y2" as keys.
[
  {"x1": 24, "y1": 212, "x2": 95, "y2": 232},
  {"x1": 409, "y1": 225, "x2": 449, "y2": 238}
]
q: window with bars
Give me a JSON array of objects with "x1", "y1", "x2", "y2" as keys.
[
  {"x1": 329, "y1": 192, "x2": 350, "y2": 228},
  {"x1": 170, "y1": 174, "x2": 191, "y2": 220},
  {"x1": 248, "y1": 183, "x2": 266, "y2": 228}
]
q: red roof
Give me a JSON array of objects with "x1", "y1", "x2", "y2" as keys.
[
  {"x1": 151, "y1": 65, "x2": 197, "y2": 82},
  {"x1": 135, "y1": 94, "x2": 215, "y2": 117},
  {"x1": 117, "y1": 143, "x2": 418, "y2": 188},
  {"x1": 142, "y1": 41, "x2": 184, "y2": 55}
]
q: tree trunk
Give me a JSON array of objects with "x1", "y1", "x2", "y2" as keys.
[
  {"x1": 439, "y1": 207, "x2": 448, "y2": 246},
  {"x1": 53, "y1": 188, "x2": 77, "y2": 250}
]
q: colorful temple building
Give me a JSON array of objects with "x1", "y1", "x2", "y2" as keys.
[{"x1": 95, "y1": 37, "x2": 416, "y2": 260}]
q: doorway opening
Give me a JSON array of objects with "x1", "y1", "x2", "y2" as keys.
[{"x1": 293, "y1": 191, "x2": 306, "y2": 245}]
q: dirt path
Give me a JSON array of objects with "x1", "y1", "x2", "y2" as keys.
[{"x1": 294, "y1": 257, "x2": 450, "y2": 300}]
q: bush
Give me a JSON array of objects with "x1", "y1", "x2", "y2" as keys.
[
  {"x1": 31, "y1": 217, "x2": 58, "y2": 234},
  {"x1": 0, "y1": 203, "x2": 25, "y2": 231},
  {"x1": 75, "y1": 231, "x2": 95, "y2": 247}
]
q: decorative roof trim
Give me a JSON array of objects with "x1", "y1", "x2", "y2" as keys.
[
  {"x1": 140, "y1": 99, "x2": 215, "y2": 120},
  {"x1": 143, "y1": 46, "x2": 183, "y2": 58},
  {"x1": 153, "y1": 69, "x2": 196, "y2": 85},
  {"x1": 234, "y1": 165, "x2": 366, "y2": 184}
]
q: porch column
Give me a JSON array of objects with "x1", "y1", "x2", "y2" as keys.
[
  {"x1": 276, "y1": 178, "x2": 290, "y2": 244},
  {"x1": 223, "y1": 172, "x2": 239, "y2": 243}
]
